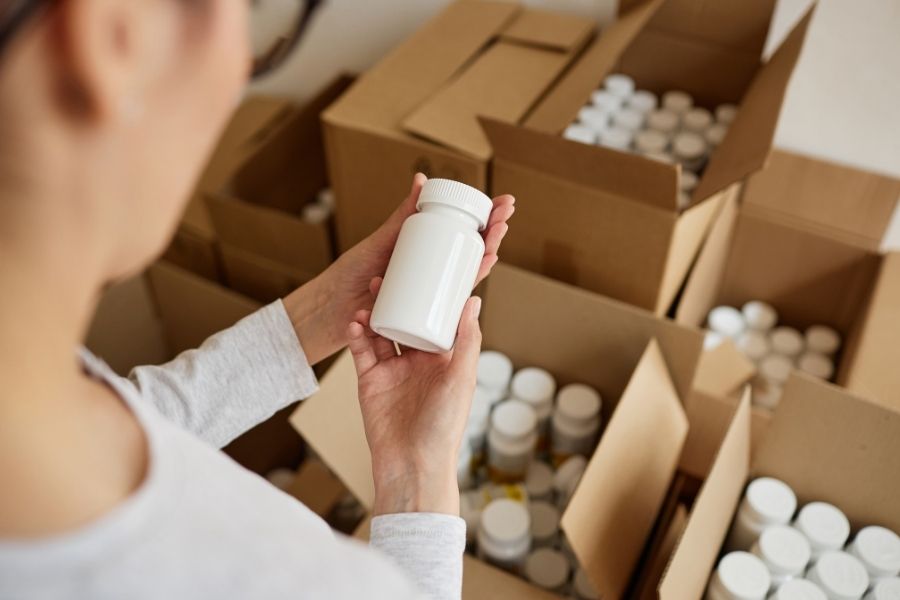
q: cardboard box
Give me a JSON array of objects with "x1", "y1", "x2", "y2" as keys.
[
  {"x1": 208, "y1": 76, "x2": 353, "y2": 299},
  {"x1": 323, "y1": 2, "x2": 598, "y2": 251},
  {"x1": 654, "y1": 374, "x2": 900, "y2": 600},
  {"x1": 483, "y1": 0, "x2": 814, "y2": 314},
  {"x1": 290, "y1": 263, "x2": 705, "y2": 599},
  {"x1": 676, "y1": 150, "x2": 900, "y2": 413},
  {"x1": 164, "y1": 96, "x2": 297, "y2": 280}
]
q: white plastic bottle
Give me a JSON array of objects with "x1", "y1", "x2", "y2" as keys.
[
  {"x1": 662, "y1": 90, "x2": 693, "y2": 114},
  {"x1": 591, "y1": 89, "x2": 624, "y2": 113},
  {"x1": 551, "y1": 383, "x2": 602, "y2": 461},
  {"x1": 797, "y1": 352, "x2": 835, "y2": 380},
  {"x1": 793, "y1": 502, "x2": 851, "y2": 559},
  {"x1": 709, "y1": 306, "x2": 747, "y2": 339},
  {"x1": 574, "y1": 568, "x2": 601, "y2": 600},
  {"x1": 605, "y1": 73, "x2": 635, "y2": 99},
  {"x1": 743, "y1": 301, "x2": 779, "y2": 332},
  {"x1": 716, "y1": 103, "x2": 739, "y2": 124},
  {"x1": 727, "y1": 477, "x2": 798, "y2": 551},
  {"x1": 646, "y1": 108, "x2": 681, "y2": 134},
  {"x1": 598, "y1": 126, "x2": 634, "y2": 151},
  {"x1": 477, "y1": 350, "x2": 513, "y2": 400},
  {"x1": 849, "y1": 526, "x2": 900, "y2": 582},
  {"x1": 529, "y1": 500, "x2": 562, "y2": 548},
  {"x1": 682, "y1": 107, "x2": 713, "y2": 133},
  {"x1": 807, "y1": 551, "x2": 869, "y2": 600},
  {"x1": 805, "y1": 325, "x2": 842, "y2": 356},
  {"x1": 628, "y1": 90, "x2": 658, "y2": 114},
  {"x1": 634, "y1": 129, "x2": 669, "y2": 154},
  {"x1": 769, "y1": 579, "x2": 827, "y2": 600},
  {"x1": 673, "y1": 131, "x2": 709, "y2": 172},
  {"x1": 751, "y1": 525, "x2": 812, "y2": 588},
  {"x1": 477, "y1": 498, "x2": 532, "y2": 571},
  {"x1": 769, "y1": 327, "x2": 805, "y2": 359},
  {"x1": 370, "y1": 179, "x2": 491, "y2": 352},
  {"x1": 866, "y1": 578, "x2": 900, "y2": 600},
  {"x1": 524, "y1": 460, "x2": 555, "y2": 503},
  {"x1": 737, "y1": 330, "x2": 771, "y2": 363},
  {"x1": 759, "y1": 355, "x2": 794, "y2": 387},
  {"x1": 564, "y1": 124, "x2": 597, "y2": 145},
  {"x1": 460, "y1": 482, "x2": 528, "y2": 544},
  {"x1": 302, "y1": 202, "x2": 331, "y2": 225},
  {"x1": 524, "y1": 547, "x2": 570, "y2": 592},
  {"x1": 554, "y1": 454, "x2": 588, "y2": 510},
  {"x1": 707, "y1": 552, "x2": 772, "y2": 600},
  {"x1": 466, "y1": 387, "x2": 493, "y2": 461},
  {"x1": 510, "y1": 367, "x2": 557, "y2": 436},
  {"x1": 487, "y1": 399, "x2": 538, "y2": 482},
  {"x1": 612, "y1": 107, "x2": 645, "y2": 132},
  {"x1": 578, "y1": 106, "x2": 611, "y2": 133},
  {"x1": 706, "y1": 122, "x2": 729, "y2": 147}
]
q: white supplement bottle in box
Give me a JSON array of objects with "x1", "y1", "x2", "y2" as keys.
[
  {"x1": 797, "y1": 352, "x2": 835, "y2": 380},
  {"x1": 371, "y1": 179, "x2": 491, "y2": 352},
  {"x1": 866, "y1": 578, "x2": 900, "y2": 600},
  {"x1": 770, "y1": 579, "x2": 827, "y2": 600},
  {"x1": 805, "y1": 325, "x2": 842, "y2": 356},
  {"x1": 591, "y1": 89, "x2": 624, "y2": 113},
  {"x1": 529, "y1": 501, "x2": 561, "y2": 548},
  {"x1": 524, "y1": 548, "x2": 570, "y2": 592},
  {"x1": 598, "y1": 126, "x2": 634, "y2": 151},
  {"x1": 807, "y1": 551, "x2": 869, "y2": 600},
  {"x1": 634, "y1": 129, "x2": 669, "y2": 154},
  {"x1": 663, "y1": 89, "x2": 693, "y2": 114},
  {"x1": 709, "y1": 306, "x2": 746, "y2": 339},
  {"x1": 646, "y1": 108, "x2": 680, "y2": 134},
  {"x1": 849, "y1": 526, "x2": 900, "y2": 582},
  {"x1": 551, "y1": 383, "x2": 602, "y2": 462},
  {"x1": 564, "y1": 124, "x2": 596, "y2": 145},
  {"x1": 477, "y1": 498, "x2": 532, "y2": 572},
  {"x1": 628, "y1": 89, "x2": 658, "y2": 113},
  {"x1": 524, "y1": 461, "x2": 555, "y2": 503},
  {"x1": 673, "y1": 131, "x2": 709, "y2": 172},
  {"x1": 477, "y1": 350, "x2": 513, "y2": 400},
  {"x1": 511, "y1": 367, "x2": 557, "y2": 436},
  {"x1": 465, "y1": 387, "x2": 492, "y2": 461},
  {"x1": 574, "y1": 568, "x2": 601, "y2": 600},
  {"x1": 554, "y1": 454, "x2": 588, "y2": 510},
  {"x1": 738, "y1": 330, "x2": 771, "y2": 363},
  {"x1": 727, "y1": 477, "x2": 798, "y2": 551},
  {"x1": 706, "y1": 552, "x2": 771, "y2": 600},
  {"x1": 706, "y1": 122, "x2": 729, "y2": 147},
  {"x1": 605, "y1": 73, "x2": 635, "y2": 99},
  {"x1": 751, "y1": 525, "x2": 811, "y2": 588},
  {"x1": 612, "y1": 107, "x2": 645, "y2": 131},
  {"x1": 578, "y1": 106, "x2": 610, "y2": 133},
  {"x1": 743, "y1": 301, "x2": 779, "y2": 332},
  {"x1": 682, "y1": 107, "x2": 713, "y2": 133},
  {"x1": 759, "y1": 354, "x2": 794, "y2": 387},
  {"x1": 488, "y1": 399, "x2": 538, "y2": 482},
  {"x1": 770, "y1": 327, "x2": 805, "y2": 359},
  {"x1": 793, "y1": 502, "x2": 850, "y2": 559},
  {"x1": 716, "y1": 103, "x2": 739, "y2": 124}
]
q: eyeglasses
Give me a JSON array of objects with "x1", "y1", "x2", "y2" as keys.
[{"x1": 0, "y1": 0, "x2": 322, "y2": 80}]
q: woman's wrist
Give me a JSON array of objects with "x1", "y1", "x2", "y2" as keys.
[
  {"x1": 373, "y1": 465, "x2": 460, "y2": 517},
  {"x1": 283, "y1": 273, "x2": 340, "y2": 366}
]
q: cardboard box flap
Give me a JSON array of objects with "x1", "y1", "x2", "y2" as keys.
[
  {"x1": 742, "y1": 150, "x2": 900, "y2": 250},
  {"x1": 693, "y1": 7, "x2": 814, "y2": 203},
  {"x1": 693, "y1": 340, "x2": 756, "y2": 399},
  {"x1": 659, "y1": 391, "x2": 751, "y2": 600},
  {"x1": 323, "y1": 1, "x2": 520, "y2": 136},
  {"x1": 289, "y1": 351, "x2": 376, "y2": 510},
  {"x1": 525, "y1": 0, "x2": 663, "y2": 134},
  {"x1": 500, "y1": 9, "x2": 594, "y2": 52},
  {"x1": 403, "y1": 21, "x2": 593, "y2": 161},
  {"x1": 622, "y1": 0, "x2": 776, "y2": 57},
  {"x1": 753, "y1": 374, "x2": 900, "y2": 532},
  {"x1": 562, "y1": 339, "x2": 688, "y2": 599},
  {"x1": 482, "y1": 118, "x2": 678, "y2": 211}
]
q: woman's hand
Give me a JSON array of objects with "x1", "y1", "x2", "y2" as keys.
[
  {"x1": 284, "y1": 174, "x2": 514, "y2": 366},
  {"x1": 347, "y1": 298, "x2": 482, "y2": 516}
]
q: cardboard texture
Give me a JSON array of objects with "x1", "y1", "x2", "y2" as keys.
[
  {"x1": 678, "y1": 153, "x2": 900, "y2": 410},
  {"x1": 220, "y1": 243, "x2": 312, "y2": 303},
  {"x1": 291, "y1": 263, "x2": 703, "y2": 598},
  {"x1": 659, "y1": 376, "x2": 900, "y2": 600},
  {"x1": 485, "y1": 0, "x2": 812, "y2": 314},
  {"x1": 208, "y1": 76, "x2": 353, "y2": 280},
  {"x1": 692, "y1": 340, "x2": 755, "y2": 399},
  {"x1": 323, "y1": 2, "x2": 596, "y2": 251}
]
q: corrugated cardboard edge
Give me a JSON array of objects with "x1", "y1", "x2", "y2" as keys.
[
  {"x1": 658, "y1": 390, "x2": 751, "y2": 600},
  {"x1": 563, "y1": 339, "x2": 688, "y2": 599},
  {"x1": 692, "y1": 340, "x2": 756, "y2": 399}
]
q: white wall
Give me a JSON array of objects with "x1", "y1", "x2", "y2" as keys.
[{"x1": 251, "y1": 0, "x2": 900, "y2": 246}]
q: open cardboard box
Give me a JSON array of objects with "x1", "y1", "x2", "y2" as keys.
[
  {"x1": 483, "y1": 0, "x2": 814, "y2": 315},
  {"x1": 676, "y1": 150, "x2": 900, "y2": 414},
  {"x1": 651, "y1": 373, "x2": 900, "y2": 600},
  {"x1": 207, "y1": 76, "x2": 354, "y2": 302},
  {"x1": 164, "y1": 96, "x2": 297, "y2": 281},
  {"x1": 322, "y1": 1, "x2": 599, "y2": 252},
  {"x1": 290, "y1": 263, "x2": 705, "y2": 599}
]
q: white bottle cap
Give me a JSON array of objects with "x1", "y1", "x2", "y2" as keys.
[
  {"x1": 302, "y1": 202, "x2": 331, "y2": 225},
  {"x1": 578, "y1": 106, "x2": 611, "y2": 132},
  {"x1": 529, "y1": 501, "x2": 561, "y2": 546},
  {"x1": 745, "y1": 477, "x2": 798, "y2": 525},
  {"x1": 524, "y1": 547, "x2": 570, "y2": 590},
  {"x1": 866, "y1": 578, "x2": 900, "y2": 600},
  {"x1": 525, "y1": 460, "x2": 555, "y2": 500},
  {"x1": 591, "y1": 89, "x2": 624, "y2": 113},
  {"x1": 737, "y1": 330, "x2": 771, "y2": 362},
  {"x1": 491, "y1": 399, "x2": 538, "y2": 441},
  {"x1": 646, "y1": 108, "x2": 680, "y2": 133},
  {"x1": 662, "y1": 90, "x2": 693, "y2": 114},
  {"x1": 705, "y1": 330, "x2": 725, "y2": 350},
  {"x1": 478, "y1": 498, "x2": 531, "y2": 561},
  {"x1": 714, "y1": 552, "x2": 772, "y2": 600},
  {"x1": 554, "y1": 455, "x2": 587, "y2": 508},
  {"x1": 708, "y1": 306, "x2": 747, "y2": 338},
  {"x1": 794, "y1": 502, "x2": 851, "y2": 555},
  {"x1": 805, "y1": 325, "x2": 842, "y2": 356},
  {"x1": 752, "y1": 379, "x2": 783, "y2": 411},
  {"x1": 743, "y1": 301, "x2": 779, "y2": 332},
  {"x1": 265, "y1": 468, "x2": 295, "y2": 491},
  {"x1": 598, "y1": 126, "x2": 633, "y2": 150},
  {"x1": 759, "y1": 354, "x2": 794, "y2": 385},
  {"x1": 680, "y1": 170, "x2": 699, "y2": 192},
  {"x1": 644, "y1": 150, "x2": 675, "y2": 164},
  {"x1": 574, "y1": 567, "x2": 601, "y2": 600},
  {"x1": 808, "y1": 551, "x2": 869, "y2": 600},
  {"x1": 316, "y1": 187, "x2": 336, "y2": 209},
  {"x1": 716, "y1": 103, "x2": 739, "y2": 124},
  {"x1": 797, "y1": 352, "x2": 835, "y2": 380},
  {"x1": 564, "y1": 124, "x2": 597, "y2": 145},
  {"x1": 673, "y1": 131, "x2": 708, "y2": 161},
  {"x1": 753, "y1": 525, "x2": 811, "y2": 577},
  {"x1": 628, "y1": 89, "x2": 658, "y2": 113},
  {"x1": 850, "y1": 526, "x2": 900, "y2": 579},
  {"x1": 770, "y1": 327, "x2": 805, "y2": 358},
  {"x1": 417, "y1": 178, "x2": 493, "y2": 231},
  {"x1": 604, "y1": 73, "x2": 635, "y2": 98},
  {"x1": 682, "y1": 107, "x2": 713, "y2": 132},
  {"x1": 511, "y1": 367, "x2": 556, "y2": 422},
  {"x1": 556, "y1": 384, "x2": 601, "y2": 424},
  {"x1": 477, "y1": 350, "x2": 513, "y2": 393},
  {"x1": 613, "y1": 107, "x2": 645, "y2": 131},
  {"x1": 770, "y1": 579, "x2": 827, "y2": 600},
  {"x1": 634, "y1": 129, "x2": 669, "y2": 154},
  {"x1": 706, "y1": 122, "x2": 729, "y2": 147}
]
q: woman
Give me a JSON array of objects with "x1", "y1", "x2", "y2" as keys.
[{"x1": 0, "y1": 1, "x2": 515, "y2": 598}]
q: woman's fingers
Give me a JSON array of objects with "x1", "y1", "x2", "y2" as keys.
[
  {"x1": 475, "y1": 254, "x2": 499, "y2": 287},
  {"x1": 487, "y1": 197, "x2": 515, "y2": 230},
  {"x1": 483, "y1": 221, "x2": 509, "y2": 258},
  {"x1": 450, "y1": 297, "x2": 483, "y2": 378},
  {"x1": 369, "y1": 276, "x2": 383, "y2": 299},
  {"x1": 354, "y1": 309, "x2": 398, "y2": 361},
  {"x1": 348, "y1": 321, "x2": 379, "y2": 376}
]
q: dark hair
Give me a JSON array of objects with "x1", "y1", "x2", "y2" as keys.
[{"x1": 0, "y1": 0, "x2": 47, "y2": 59}]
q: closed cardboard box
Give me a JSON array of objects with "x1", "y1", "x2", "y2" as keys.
[
  {"x1": 290, "y1": 263, "x2": 704, "y2": 599},
  {"x1": 485, "y1": 0, "x2": 814, "y2": 315}
]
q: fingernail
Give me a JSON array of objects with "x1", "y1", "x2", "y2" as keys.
[{"x1": 473, "y1": 297, "x2": 482, "y2": 318}]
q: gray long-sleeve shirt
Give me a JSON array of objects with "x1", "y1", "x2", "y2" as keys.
[{"x1": 0, "y1": 301, "x2": 466, "y2": 599}]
